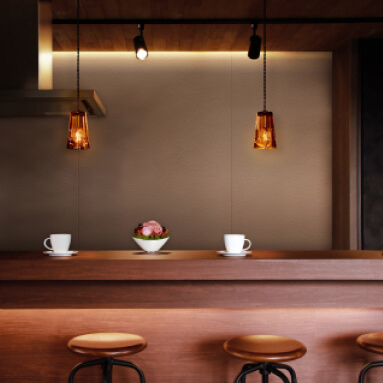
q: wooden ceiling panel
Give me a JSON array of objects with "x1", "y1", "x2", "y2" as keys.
[
  {"x1": 53, "y1": 0, "x2": 383, "y2": 19},
  {"x1": 52, "y1": 0, "x2": 383, "y2": 51}
]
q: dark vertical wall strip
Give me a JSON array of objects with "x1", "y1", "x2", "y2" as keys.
[
  {"x1": 360, "y1": 40, "x2": 383, "y2": 249},
  {"x1": 0, "y1": 0, "x2": 39, "y2": 89}
]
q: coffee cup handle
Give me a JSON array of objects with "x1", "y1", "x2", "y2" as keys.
[
  {"x1": 243, "y1": 239, "x2": 252, "y2": 251},
  {"x1": 44, "y1": 238, "x2": 53, "y2": 250}
]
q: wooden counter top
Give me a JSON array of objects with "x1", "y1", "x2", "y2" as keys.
[{"x1": 1, "y1": 250, "x2": 383, "y2": 280}]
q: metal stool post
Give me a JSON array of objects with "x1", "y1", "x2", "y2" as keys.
[{"x1": 234, "y1": 362, "x2": 295, "y2": 383}]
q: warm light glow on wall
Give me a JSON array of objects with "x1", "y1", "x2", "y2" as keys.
[{"x1": 38, "y1": 52, "x2": 53, "y2": 90}]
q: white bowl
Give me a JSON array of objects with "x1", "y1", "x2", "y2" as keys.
[{"x1": 132, "y1": 237, "x2": 169, "y2": 253}]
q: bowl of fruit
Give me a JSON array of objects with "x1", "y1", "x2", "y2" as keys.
[{"x1": 133, "y1": 220, "x2": 169, "y2": 253}]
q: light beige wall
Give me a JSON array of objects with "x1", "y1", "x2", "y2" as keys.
[{"x1": 0, "y1": 52, "x2": 332, "y2": 251}]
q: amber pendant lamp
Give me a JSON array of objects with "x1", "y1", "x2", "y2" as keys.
[
  {"x1": 67, "y1": 0, "x2": 90, "y2": 150},
  {"x1": 254, "y1": 0, "x2": 276, "y2": 149}
]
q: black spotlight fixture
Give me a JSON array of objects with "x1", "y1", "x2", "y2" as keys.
[
  {"x1": 134, "y1": 24, "x2": 148, "y2": 60},
  {"x1": 248, "y1": 23, "x2": 261, "y2": 60}
]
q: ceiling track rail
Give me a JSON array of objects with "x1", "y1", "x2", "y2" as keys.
[{"x1": 52, "y1": 17, "x2": 383, "y2": 25}]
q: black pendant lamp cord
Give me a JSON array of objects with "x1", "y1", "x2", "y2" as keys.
[
  {"x1": 77, "y1": 0, "x2": 80, "y2": 112},
  {"x1": 263, "y1": 0, "x2": 267, "y2": 111}
]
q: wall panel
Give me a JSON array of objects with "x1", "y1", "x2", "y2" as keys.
[{"x1": 0, "y1": 52, "x2": 332, "y2": 251}]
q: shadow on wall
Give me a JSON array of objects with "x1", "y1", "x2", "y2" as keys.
[{"x1": 317, "y1": 333, "x2": 383, "y2": 383}]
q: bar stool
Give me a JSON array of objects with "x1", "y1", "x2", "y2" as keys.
[
  {"x1": 357, "y1": 333, "x2": 383, "y2": 383},
  {"x1": 67, "y1": 332, "x2": 147, "y2": 383},
  {"x1": 224, "y1": 335, "x2": 307, "y2": 383}
]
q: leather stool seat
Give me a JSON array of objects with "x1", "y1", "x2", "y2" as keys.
[
  {"x1": 357, "y1": 333, "x2": 383, "y2": 354},
  {"x1": 67, "y1": 332, "x2": 147, "y2": 358},
  {"x1": 67, "y1": 333, "x2": 147, "y2": 383},
  {"x1": 224, "y1": 335, "x2": 307, "y2": 363}
]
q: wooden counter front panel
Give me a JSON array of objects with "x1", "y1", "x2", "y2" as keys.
[
  {"x1": 2, "y1": 250, "x2": 383, "y2": 281},
  {"x1": 1, "y1": 308, "x2": 383, "y2": 383},
  {"x1": 2, "y1": 280, "x2": 383, "y2": 309}
]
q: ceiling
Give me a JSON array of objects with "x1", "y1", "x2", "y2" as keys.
[{"x1": 52, "y1": 0, "x2": 383, "y2": 52}]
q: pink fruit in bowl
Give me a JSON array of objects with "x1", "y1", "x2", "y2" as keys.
[
  {"x1": 142, "y1": 226, "x2": 153, "y2": 236},
  {"x1": 144, "y1": 221, "x2": 161, "y2": 227},
  {"x1": 153, "y1": 226, "x2": 162, "y2": 235}
]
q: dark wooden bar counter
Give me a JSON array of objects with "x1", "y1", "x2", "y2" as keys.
[
  {"x1": 2, "y1": 250, "x2": 383, "y2": 383},
  {"x1": 2, "y1": 249, "x2": 383, "y2": 280},
  {"x1": 2, "y1": 250, "x2": 383, "y2": 309}
]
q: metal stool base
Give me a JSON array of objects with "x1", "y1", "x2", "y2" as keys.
[
  {"x1": 234, "y1": 362, "x2": 298, "y2": 383},
  {"x1": 68, "y1": 357, "x2": 146, "y2": 383}
]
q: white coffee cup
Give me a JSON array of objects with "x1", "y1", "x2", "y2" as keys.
[
  {"x1": 224, "y1": 234, "x2": 252, "y2": 253},
  {"x1": 44, "y1": 234, "x2": 71, "y2": 253}
]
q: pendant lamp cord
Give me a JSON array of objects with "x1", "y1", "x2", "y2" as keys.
[
  {"x1": 263, "y1": 0, "x2": 267, "y2": 111},
  {"x1": 77, "y1": 0, "x2": 80, "y2": 112},
  {"x1": 77, "y1": 0, "x2": 80, "y2": 249},
  {"x1": 230, "y1": 54, "x2": 233, "y2": 234}
]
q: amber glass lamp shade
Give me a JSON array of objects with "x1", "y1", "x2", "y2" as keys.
[
  {"x1": 254, "y1": 111, "x2": 277, "y2": 149},
  {"x1": 67, "y1": 111, "x2": 90, "y2": 150}
]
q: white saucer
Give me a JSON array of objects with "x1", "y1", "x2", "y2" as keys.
[
  {"x1": 43, "y1": 251, "x2": 78, "y2": 257},
  {"x1": 217, "y1": 250, "x2": 252, "y2": 257}
]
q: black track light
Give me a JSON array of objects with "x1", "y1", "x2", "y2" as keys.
[
  {"x1": 134, "y1": 24, "x2": 148, "y2": 60},
  {"x1": 248, "y1": 24, "x2": 261, "y2": 60}
]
